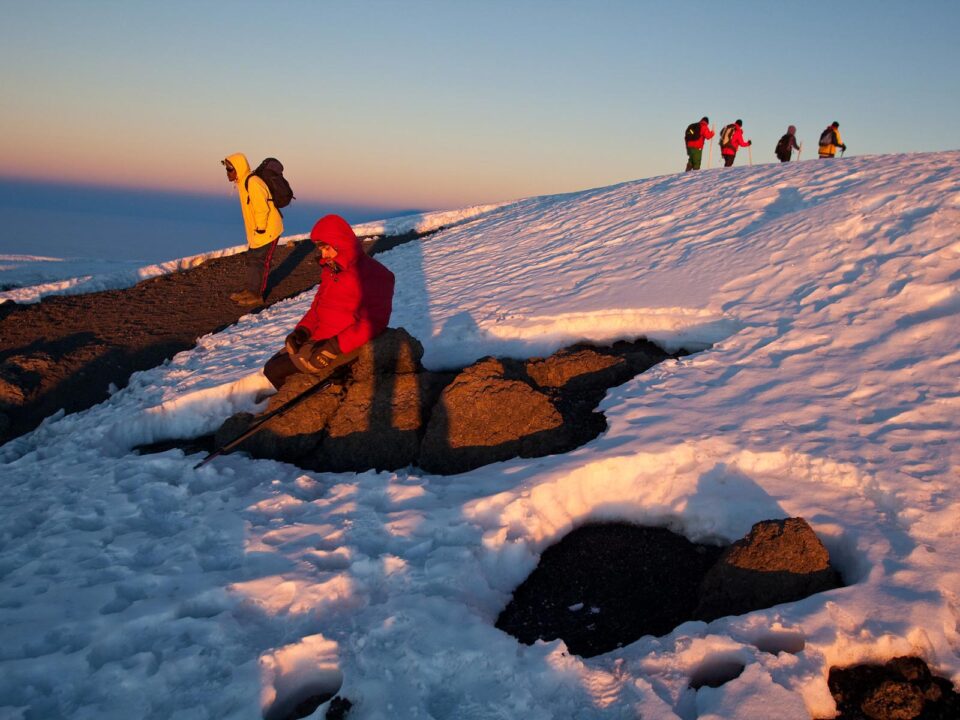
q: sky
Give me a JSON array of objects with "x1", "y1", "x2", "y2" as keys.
[{"x1": 1, "y1": 0, "x2": 959, "y2": 213}]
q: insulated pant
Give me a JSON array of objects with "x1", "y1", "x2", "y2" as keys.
[
  {"x1": 263, "y1": 345, "x2": 361, "y2": 390},
  {"x1": 722, "y1": 153, "x2": 736, "y2": 167},
  {"x1": 245, "y1": 239, "x2": 279, "y2": 297},
  {"x1": 685, "y1": 147, "x2": 703, "y2": 171}
]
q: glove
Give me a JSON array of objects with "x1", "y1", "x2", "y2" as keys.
[
  {"x1": 292, "y1": 337, "x2": 341, "y2": 374},
  {"x1": 285, "y1": 326, "x2": 311, "y2": 356},
  {"x1": 841, "y1": 144, "x2": 847, "y2": 151},
  {"x1": 747, "y1": 140, "x2": 753, "y2": 146}
]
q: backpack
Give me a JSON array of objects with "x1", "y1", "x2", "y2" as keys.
[
  {"x1": 775, "y1": 134, "x2": 791, "y2": 158},
  {"x1": 819, "y1": 128, "x2": 836, "y2": 147},
  {"x1": 685, "y1": 122, "x2": 701, "y2": 143},
  {"x1": 720, "y1": 124, "x2": 736, "y2": 147},
  {"x1": 245, "y1": 157, "x2": 295, "y2": 210}
]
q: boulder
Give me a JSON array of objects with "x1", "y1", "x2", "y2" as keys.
[
  {"x1": 695, "y1": 517, "x2": 843, "y2": 621},
  {"x1": 315, "y1": 371, "x2": 451, "y2": 472},
  {"x1": 525, "y1": 346, "x2": 633, "y2": 391},
  {"x1": 213, "y1": 374, "x2": 347, "y2": 463},
  {"x1": 348, "y1": 327, "x2": 424, "y2": 382},
  {"x1": 418, "y1": 358, "x2": 568, "y2": 475},
  {"x1": 821, "y1": 656, "x2": 959, "y2": 720}
]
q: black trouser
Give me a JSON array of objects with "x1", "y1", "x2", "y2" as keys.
[
  {"x1": 777, "y1": 153, "x2": 790, "y2": 163},
  {"x1": 263, "y1": 345, "x2": 361, "y2": 390},
  {"x1": 722, "y1": 154, "x2": 735, "y2": 167},
  {"x1": 245, "y1": 240, "x2": 278, "y2": 297}
]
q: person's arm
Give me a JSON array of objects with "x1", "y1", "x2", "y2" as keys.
[
  {"x1": 836, "y1": 130, "x2": 845, "y2": 150},
  {"x1": 792, "y1": 136, "x2": 800, "y2": 151},
  {"x1": 703, "y1": 124, "x2": 715, "y2": 140},
  {"x1": 248, "y1": 177, "x2": 271, "y2": 234}
]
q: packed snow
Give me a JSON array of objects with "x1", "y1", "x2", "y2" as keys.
[
  {"x1": 0, "y1": 203, "x2": 506, "y2": 305},
  {"x1": 2, "y1": 151, "x2": 959, "y2": 719}
]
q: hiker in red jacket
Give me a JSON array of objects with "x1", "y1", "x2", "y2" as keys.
[
  {"x1": 685, "y1": 116, "x2": 715, "y2": 171},
  {"x1": 719, "y1": 120, "x2": 752, "y2": 167},
  {"x1": 263, "y1": 214, "x2": 395, "y2": 390}
]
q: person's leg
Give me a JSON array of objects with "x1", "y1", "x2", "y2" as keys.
[
  {"x1": 264, "y1": 351, "x2": 299, "y2": 390},
  {"x1": 245, "y1": 240, "x2": 278, "y2": 298},
  {"x1": 687, "y1": 147, "x2": 702, "y2": 171},
  {"x1": 723, "y1": 154, "x2": 735, "y2": 167}
]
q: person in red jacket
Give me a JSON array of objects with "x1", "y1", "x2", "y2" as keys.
[
  {"x1": 720, "y1": 119, "x2": 752, "y2": 167},
  {"x1": 685, "y1": 116, "x2": 715, "y2": 171},
  {"x1": 263, "y1": 214, "x2": 396, "y2": 390}
]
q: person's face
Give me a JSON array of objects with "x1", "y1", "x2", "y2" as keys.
[
  {"x1": 316, "y1": 243, "x2": 338, "y2": 261},
  {"x1": 223, "y1": 161, "x2": 237, "y2": 183}
]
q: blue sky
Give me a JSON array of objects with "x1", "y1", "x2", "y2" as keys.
[{"x1": 1, "y1": 0, "x2": 958, "y2": 210}]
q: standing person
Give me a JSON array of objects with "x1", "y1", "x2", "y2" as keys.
[
  {"x1": 263, "y1": 214, "x2": 396, "y2": 390},
  {"x1": 775, "y1": 125, "x2": 801, "y2": 162},
  {"x1": 818, "y1": 121, "x2": 847, "y2": 158},
  {"x1": 719, "y1": 120, "x2": 752, "y2": 167},
  {"x1": 684, "y1": 116, "x2": 715, "y2": 171},
  {"x1": 222, "y1": 153, "x2": 284, "y2": 306}
]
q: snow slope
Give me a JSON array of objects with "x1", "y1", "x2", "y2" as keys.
[{"x1": 1, "y1": 151, "x2": 959, "y2": 719}]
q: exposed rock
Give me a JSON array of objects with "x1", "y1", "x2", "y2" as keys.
[
  {"x1": 213, "y1": 374, "x2": 347, "y2": 463},
  {"x1": 349, "y1": 327, "x2": 424, "y2": 382},
  {"x1": 418, "y1": 358, "x2": 568, "y2": 475},
  {"x1": 819, "y1": 656, "x2": 960, "y2": 720},
  {"x1": 0, "y1": 353, "x2": 54, "y2": 408},
  {"x1": 694, "y1": 517, "x2": 843, "y2": 621},
  {"x1": 526, "y1": 346, "x2": 633, "y2": 391},
  {"x1": 496, "y1": 523, "x2": 724, "y2": 658},
  {"x1": 315, "y1": 371, "x2": 451, "y2": 472}
]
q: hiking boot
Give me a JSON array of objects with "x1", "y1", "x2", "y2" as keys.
[{"x1": 230, "y1": 290, "x2": 262, "y2": 307}]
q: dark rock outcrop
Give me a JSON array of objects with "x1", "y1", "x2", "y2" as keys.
[
  {"x1": 496, "y1": 523, "x2": 723, "y2": 657},
  {"x1": 195, "y1": 333, "x2": 677, "y2": 475},
  {"x1": 498, "y1": 517, "x2": 844, "y2": 658},
  {"x1": 418, "y1": 358, "x2": 569, "y2": 475},
  {"x1": 694, "y1": 517, "x2": 843, "y2": 621},
  {"x1": 818, "y1": 656, "x2": 960, "y2": 720}
]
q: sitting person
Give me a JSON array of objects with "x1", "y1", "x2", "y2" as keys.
[{"x1": 264, "y1": 214, "x2": 395, "y2": 390}]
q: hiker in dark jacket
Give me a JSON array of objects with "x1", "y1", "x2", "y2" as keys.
[
  {"x1": 222, "y1": 153, "x2": 284, "y2": 307},
  {"x1": 775, "y1": 125, "x2": 801, "y2": 162},
  {"x1": 684, "y1": 116, "x2": 715, "y2": 171},
  {"x1": 719, "y1": 120, "x2": 752, "y2": 167},
  {"x1": 263, "y1": 214, "x2": 395, "y2": 390}
]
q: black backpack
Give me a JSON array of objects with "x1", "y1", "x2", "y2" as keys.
[
  {"x1": 720, "y1": 124, "x2": 736, "y2": 147},
  {"x1": 685, "y1": 122, "x2": 701, "y2": 143},
  {"x1": 819, "y1": 128, "x2": 836, "y2": 147},
  {"x1": 246, "y1": 157, "x2": 295, "y2": 209},
  {"x1": 775, "y1": 134, "x2": 791, "y2": 158}
]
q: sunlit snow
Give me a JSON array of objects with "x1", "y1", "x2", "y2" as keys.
[{"x1": 2, "y1": 152, "x2": 959, "y2": 719}]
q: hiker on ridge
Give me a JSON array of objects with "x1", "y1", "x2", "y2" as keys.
[
  {"x1": 263, "y1": 214, "x2": 395, "y2": 390},
  {"x1": 684, "y1": 116, "x2": 715, "y2": 171},
  {"x1": 818, "y1": 121, "x2": 846, "y2": 159},
  {"x1": 719, "y1": 120, "x2": 752, "y2": 167},
  {"x1": 222, "y1": 153, "x2": 284, "y2": 307},
  {"x1": 775, "y1": 125, "x2": 801, "y2": 163}
]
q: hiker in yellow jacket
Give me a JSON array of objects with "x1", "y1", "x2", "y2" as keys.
[
  {"x1": 222, "y1": 153, "x2": 283, "y2": 306},
  {"x1": 817, "y1": 122, "x2": 847, "y2": 159}
]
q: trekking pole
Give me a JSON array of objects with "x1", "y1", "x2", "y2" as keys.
[
  {"x1": 193, "y1": 377, "x2": 335, "y2": 469},
  {"x1": 797, "y1": 143, "x2": 802, "y2": 161},
  {"x1": 748, "y1": 144, "x2": 753, "y2": 166},
  {"x1": 707, "y1": 125, "x2": 714, "y2": 169}
]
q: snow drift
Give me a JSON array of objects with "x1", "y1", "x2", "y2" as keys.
[{"x1": 1, "y1": 151, "x2": 959, "y2": 719}]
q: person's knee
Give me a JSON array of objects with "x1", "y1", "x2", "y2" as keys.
[{"x1": 263, "y1": 353, "x2": 291, "y2": 390}]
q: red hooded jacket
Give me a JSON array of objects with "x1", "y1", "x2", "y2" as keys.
[
  {"x1": 296, "y1": 215, "x2": 395, "y2": 353},
  {"x1": 721, "y1": 124, "x2": 750, "y2": 156},
  {"x1": 686, "y1": 120, "x2": 715, "y2": 150}
]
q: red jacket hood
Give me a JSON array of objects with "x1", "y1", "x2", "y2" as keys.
[{"x1": 310, "y1": 214, "x2": 361, "y2": 268}]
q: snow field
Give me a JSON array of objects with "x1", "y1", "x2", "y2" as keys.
[{"x1": 1, "y1": 151, "x2": 959, "y2": 718}]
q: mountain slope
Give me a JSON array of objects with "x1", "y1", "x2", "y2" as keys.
[{"x1": 1, "y1": 151, "x2": 958, "y2": 719}]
